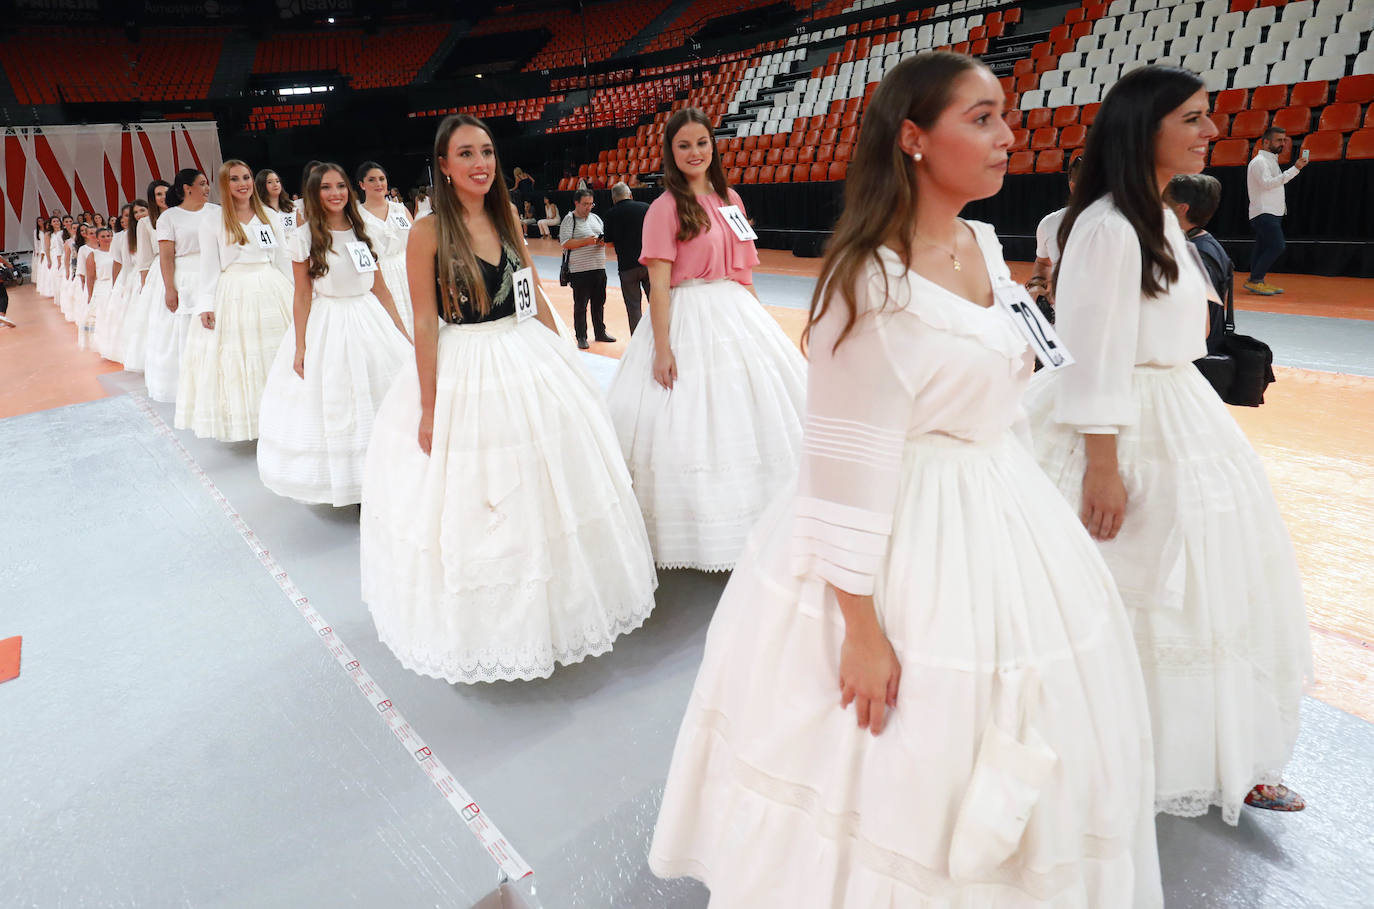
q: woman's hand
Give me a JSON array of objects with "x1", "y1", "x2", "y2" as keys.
[
  {"x1": 293, "y1": 347, "x2": 305, "y2": 379},
  {"x1": 653, "y1": 346, "x2": 677, "y2": 390},
  {"x1": 418, "y1": 410, "x2": 434, "y2": 455},
  {"x1": 839, "y1": 616, "x2": 902, "y2": 736},
  {"x1": 200, "y1": 312, "x2": 216, "y2": 330},
  {"x1": 164, "y1": 288, "x2": 179, "y2": 313},
  {"x1": 1081, "y1": 463, "x2": 1126, "y2": 541}
]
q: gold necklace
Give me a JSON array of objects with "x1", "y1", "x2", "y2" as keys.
[{"x1": 915, "y1": 232, "x2": 962, "y2": 271}]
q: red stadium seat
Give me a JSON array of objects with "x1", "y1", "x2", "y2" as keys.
[
  {"x1": 1035, "y1": 149, "x2": 1066, "y2": 173},
  {"x1": 1210, "y1": 138, "x2": 1251, "y2": 166},
  {"x1": 742, "y1": 135, "x2": 758, "y2": 150},
  {"x1": 1003, "y1": 8, "x2": 1022, "y2": 25},
  {"x1": 971, "y1": 39, "x2": 989, "y2": 55},
  {"x1": 1272, "y1": 106, "x2": 1312, "y2": 136},
  {"x1": 1346, "y1": 129, "x2": 1374, "y2": 159},
  {"x1": 821, "y1": 127, "x2": 839, "y2": 145},
  {"x1": 1014, "y1": 58, "x2": 1034, "y2": 76},
  {"x1": 1230, "y1": 109, "x2": 1270, "y2": 139},
  {"x1": 742, "y1": 166, "x2": 760, "y2": 184},
  {"x1": 1232, "y1": 0, "x2": 1257, "y2": 12},
  {"x1": 827, "y1": 160, "x2": 848, "y2": 181},
  {"x1": 1050, "y1": 25, "x2": 1069, "y2": 43},
  {"x1": 835, "y1": 142, "x2": 854, "y2": 162},
  {"x1": 1299, "y1": 130, "x2": 1343, "y2": 160},
  {"x1": 1212, "y1": 88, "x2": 1248, "y2": 115},
  {"x1": 1336, "y1": 75, "x2": 1374, "y2": 104},
  {"x1": 1060, "y1": 124, "x2": 1088, "y2": 148},
  {"x1": 1084, "y1": 3, "x2": 1107, "y2": 19},
  {"x1": 1053, "y1": 106, "x2": 1080, "y2": 127},
  {"x1": 1367, "y1": 106, "x2": 1374, "y2": 127},
  {"x1": 839, "y1": 125, "x2": 858, "y2": 144},
  {"x1": 1004, "y1": 109, "x2": 1024, "y2": 129},
  {"x1": 816, "y1": 145, "x2": 834, "y2": 164},
  {"x1": 798, "y1": 146, "x2": 816, "y2": 166},
  {"x1": 727, "y1": 167, "x2": 744, "y2": 185},
  {"x1": 1035, "y1": 56, "x2": 1059, "y2": 75},
  {"x1": 728, "y1": 136, "x2": 744, "y2": 151},
  {"x1": 1290, "y1": 80, "x2": 1329, "y2": 108},
  {"x1": 1026, "y1": 107, "x2": 1054, "y2": 130},
  {"x1": 809, "y1": 162, "x2": 829, "y2": 181},
  {"x1": 1051, "y1": 39, "x2": 1075, "y2": 56},
  {"x1": 1015, "y1": 74, "x2": 1039, "y2": 94},
  {"x1": 1070, "y1": 21, "x2": 1092, "y2": 40},
  {"x1": 780, "y1": 147, "x2": 798, "y2": 166},
  {"x1": 1081, "y1": 103, "x2": 1101, "y2": 126},
  {"x1": 1319, "y1": 102, "x2": 1361, "y2": 132},
  {"x1": 1250, "y1": 85, "x2": 1288, "y2": 111},
  {"x1": 721, "y1": 151, "x2": 736, "y2": 169},
  {"x1": 1210, "y1": 113, "x2": 1232, "y2": 136},
  {"x1": 774, "y1": 164, "x2": 793, "y2": 183},
  {"x1": 1031, "y1": 127, "x2": 1058, "y2": 150},
  {"x1": 766, "y1": 147, "x2": 783, "y2": 166},
  {"x1": 1011, "y1": 128, "x2": 1030, "y2": 150},
  {"x1": 1066, "y1": 9, "x2": 1084, "y2": 24},
  {"x1": 1008, "y1": 150, "x2": 1036, "y2": 174}
]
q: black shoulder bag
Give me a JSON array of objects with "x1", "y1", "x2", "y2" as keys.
[
  {"x1": 558, "y1": 214, "x2": 573, "y2": 287},
  {"x1": 1191, "y1": 244, "x2": 1275, "y2": 407}
]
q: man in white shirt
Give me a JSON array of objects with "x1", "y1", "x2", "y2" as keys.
[{"x1": 1245, "y1": 127, "x2": 1307, "y2": 296}]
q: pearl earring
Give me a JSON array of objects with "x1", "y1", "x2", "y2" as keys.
[{"x1": 913, "y1": 152, "x2": 923, "y2": 162}]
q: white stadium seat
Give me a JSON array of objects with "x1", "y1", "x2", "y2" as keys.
[
  {"x1": 1325, "y1": 32, "x2": 1362, "y2": 56},
  {"x1": 1073, "y1": 83, "x2": 1104, "y2": 103},
  {"x1": 1232, "y1": 62, "x2": 1271, "y2": 88},
  {"x1": 1020, "y1": 89, "x2": 1045, "y2": 109},
  {"x1": 1048, "y1": 86, "x2": 1075, "y2": 106},
  {"x1": 1268, "y1": 57, "x2": 1307, "y2": 83},
  {"x1": 1201, "y1": 67, "x2": 1229, "y2": 90},
  {"x1": 1306, "y1": 55, "x2": 1346, "y2": 79},
  {"x1": 1249, "y1": 43, "x2": 1284, "y2": 67},
  {"x1": 1246, "y1": 6, "x2": 1277, "y2": 27}
]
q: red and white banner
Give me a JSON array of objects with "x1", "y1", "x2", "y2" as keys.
[{"x1": 1, "y1": 121, "x2": 223, "y2": 252}]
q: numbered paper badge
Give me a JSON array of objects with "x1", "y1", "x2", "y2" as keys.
[
  {"x1": 253, "y1": 224, "x2": 278, "y2": 249},
  {"x1": 718, "y1": 205, "x2": 758, "y2": 242},
  {"x1": 390, "y1": 211, "x2": 412, "y2": 231},
  {"x1": 512, "y1": 266, "x2": 536, "y2": 322},
  {"x1": 345, "y1": 240, "x2": 379, "y2": 273},
  {"x1": 280, "y1": 211, "x2": 296, "y2": 231},
  {"x1": 993, "y1": 283, "x2": 1075, "y2": 371}
]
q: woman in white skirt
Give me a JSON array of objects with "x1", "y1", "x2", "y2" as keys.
[
  {"x1": 58, "y1": 222, "x2": 84, "y2": 322},
  {"x1": 356, "y1": 160, "x2": 415, "y2": 336},
  {"x1": 256, "y1": 168, "x2": 299, "y2": 234},
  {"x1": 257, "y1": 162, "x2": 411, "y2": 506},
  {"x1": 606, "y1": 107, "x2": 806, "y2": 572},
  {"x1": 1022, "y1": 65, "x2": 1312, "y2": 824},
  {"x1": 43, "y1": 216, "x2": 63, "y2": 299},
  {"x1": 81, "y1": 227, "x2": 117, "y2": 352},
  {"x1": 360, "y1": 115, "x2": 658, "y2": 684},
  {"x1": 146, "y1": 169, "x2": 215, "y2": 402},
  {"x1": 98, "y1": 204, "x2": 135, "y2": 361},
  {"x1": 119, "y1": 182, "x2": 169, "y2": 372},
  {"x1": 34, "y1": 218, "x2": 52, "y2": 297},
  {"x1": 70, "y1": 226, "x2": 96, "y2": 345},
  {"x1": 176, "y1": 160, "x2": 293, "y2": 441},
  {"x1": 651, "y1": 54, "x2": 1163, "y2": 908}
]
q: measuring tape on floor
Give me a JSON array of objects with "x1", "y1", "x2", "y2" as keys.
[{"x1": 131, "y1": 394, "x2": 534, "y2": 883}]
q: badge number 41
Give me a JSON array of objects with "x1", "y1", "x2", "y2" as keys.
[
  {"x1": 718, "y1": 205, "x2": 758, "y2": 242},
  {"x1": 513, "y1": 267, "x2": 536, "y2": 322}
]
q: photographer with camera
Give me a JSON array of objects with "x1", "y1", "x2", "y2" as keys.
[
  {"x1": 559, "y1": 189, "x2": 614, "y2": 349},
  {"x1": 0, "y1": 252, "x2": 15, "y2": 328}
]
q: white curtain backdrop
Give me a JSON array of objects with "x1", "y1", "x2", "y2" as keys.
[{"x1": 1, "y1": 121, "x2": 223, "y2": 252}]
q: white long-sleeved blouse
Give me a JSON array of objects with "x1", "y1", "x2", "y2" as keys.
[
  {"x1": 791, "y1": 220, "x2": 1035, "y2": 596},
  {"x1": 1050, "y1": 196, "x2": 1209, "y2": 434},
  {"x1": 196, "y1": 209, "x2": 291, "y2": 314}
]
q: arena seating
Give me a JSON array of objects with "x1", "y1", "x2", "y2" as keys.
[
  {"x1": 247, "y1": 103, "x2": 325, "y2": 132},
  {"x1": 640, "y1": 0, "x2": 812, "y2": 54},
  {"x1": 1010, "y1": 0, "x2": 1374, "y2": 172},
  {"x1": 470, "y1": 0, "x2": 670, "y2": 71},
  {"x1": 2, "y1": 28, "x2": 223, "y2": 104},
  {"x1": 409, "y1": 95, "x2": 566, "y2": 123},
  {"x1": 252, "y1": 25, "x2": 447, "y2": 89}
]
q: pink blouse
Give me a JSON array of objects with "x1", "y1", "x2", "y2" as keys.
[{"x1": 639, "y1": 188, "x2": 759, "y2": 286}]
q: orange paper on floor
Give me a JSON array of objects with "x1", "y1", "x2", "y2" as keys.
[{"x1": 0, "y1": 635, "x2": 21, "y2": 683}]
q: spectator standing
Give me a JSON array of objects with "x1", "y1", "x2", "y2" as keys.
[
  {"x1": 559, "y1": 189, "x2": 615, "y2": 349},
  {"x1": 1245, "y1": 127, "x2": 1307, "y2": 296},
  {"x1": 601, "y1": 181, "x2": 650, "y2": 333},
  {"x1": 1026, "y1": 154, "x2": 1083, "y2": 315}
]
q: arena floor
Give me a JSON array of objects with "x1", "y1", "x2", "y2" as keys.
[{"x1": 2, "y1": 246, "x2": 1371, "y2": 908}]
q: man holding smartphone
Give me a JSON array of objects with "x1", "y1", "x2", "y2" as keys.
[
  {"x1": 559, "y1": 189, "x2": 614, "y2": 349},
  {"x1": 1245, "y1": 126, "x2": 1307, "y2": 296}
]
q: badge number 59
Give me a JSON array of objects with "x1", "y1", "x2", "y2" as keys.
[{"x1": 513, "y1": 267, "x2": 536, "y2": 322}]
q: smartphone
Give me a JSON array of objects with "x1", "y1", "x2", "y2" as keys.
[{"x1": 1301, "y1": 148, "x2": 1310, "y2": 160}]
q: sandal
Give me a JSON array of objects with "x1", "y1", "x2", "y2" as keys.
[{"x1": 1245, "y1": 783, "x2": 1306, "y2": 812}]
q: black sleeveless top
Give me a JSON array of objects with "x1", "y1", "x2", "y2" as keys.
[{"x1": 439, "y1": 242, "x2": 520, "y2": 324}]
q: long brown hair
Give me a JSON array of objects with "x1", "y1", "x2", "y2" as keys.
[
  {"x1": 255, "y1": 169, "x2": 294, "y2": 213},
  {"x1": 661, "y1": 107, "x2": 730, "y2": 242},
  {"x1": 217, "y1": 159, "x2": 273, "y2": 247},
  {"x1": 431, "y1": 114, "x2": 524, "y2": 319},
  {"x1": 1053, "y1": 65, "x2": 1204, "y2": 298},
  {"x1": 303, "y1": 163, "x2": 376, "y2": 279},
  {"x1": 146, "y1": 180, "x2": 171, "y2": 228},
  {"x1": 806, "y1": 52, "x2": 983, "y2": 352}
]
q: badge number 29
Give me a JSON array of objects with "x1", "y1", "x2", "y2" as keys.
[{"x1": 513, "y1": 267, "x2": 536, "y2": 322}]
